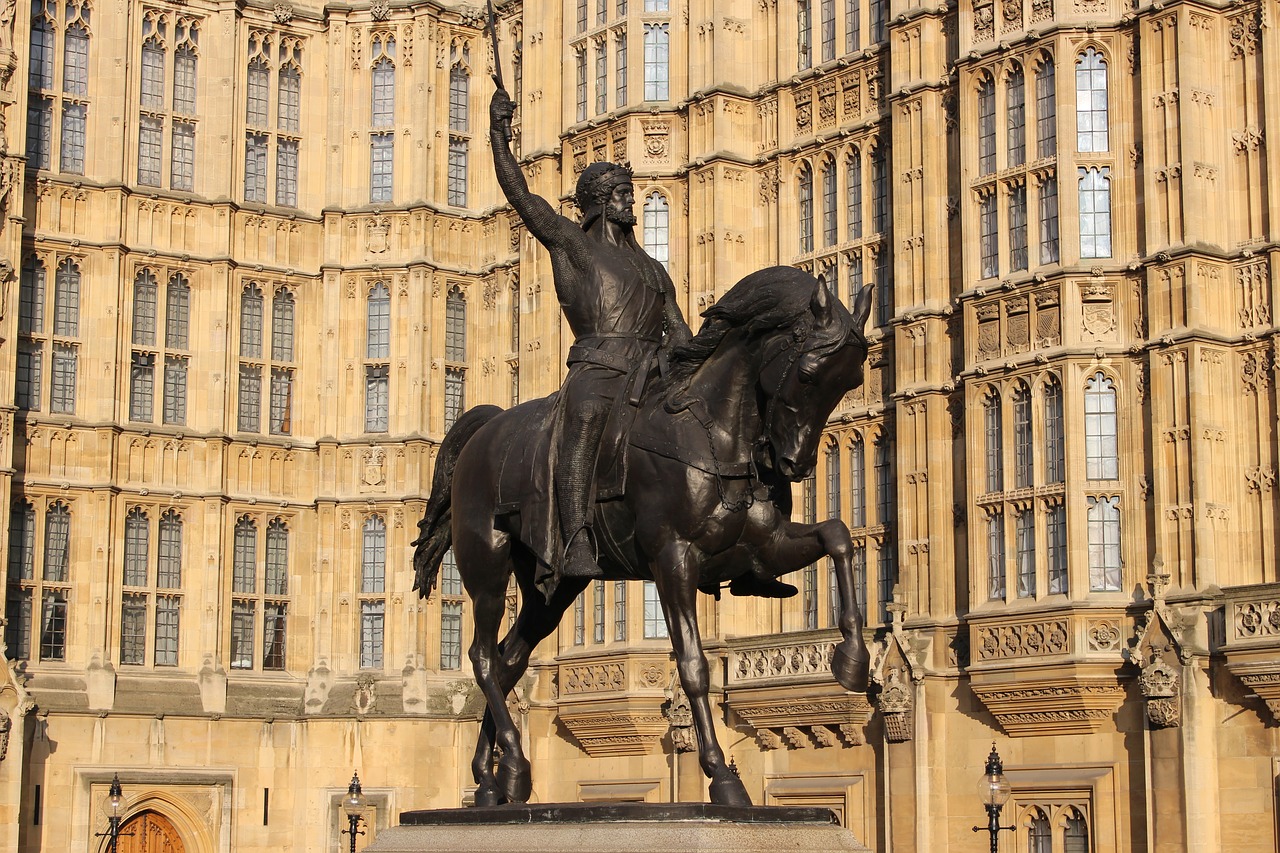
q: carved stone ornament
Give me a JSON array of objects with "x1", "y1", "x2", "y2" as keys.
[
  {"x1": 0, "y1": 709, "x2": 9, "y2": 761},
  {"x1": 362, "y1": 446, "x2": 386, "y2": 488},
  {"x1": 878, "y1": 667, "x2": 913, "y2": 742},
  {"x1": 664, "y1": 676, "x2": 696, "y2": 753},
  {"x1": 974, "y1": 0, "x2": 995, "y2": 41},
  {"x1": 370, "y1": 0, "x2": 391, "y2": 22},
  {"x1": 353, "y1": 673, "x2": 378, "y2": 715},
  {"x1": 1138, "y1": 655, "x2": 1179, "y2": 699},
  {"x1": 1146, "y1": 697, "x2": 1179, "y2": 727}
]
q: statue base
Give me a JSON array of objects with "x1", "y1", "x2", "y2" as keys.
[{"x1": 366, "y1": 802, "x2": 871, "y2": 852}]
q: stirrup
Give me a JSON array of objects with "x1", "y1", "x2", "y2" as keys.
[{"x1": 560, "y1": 528, "x2": 604, "y2": 578}]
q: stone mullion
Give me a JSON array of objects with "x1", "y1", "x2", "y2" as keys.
[{"x1": 1150, "y1": 345, "x2": 1192, "y2": 588}]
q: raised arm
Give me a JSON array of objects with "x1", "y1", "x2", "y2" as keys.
[{"x1": 490, "y1": 89, "x2": 571, "y2": 249}]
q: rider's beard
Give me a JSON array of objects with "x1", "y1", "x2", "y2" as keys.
[{"x1": 606, "y1": 205, "x2": 637, "y2": 227}]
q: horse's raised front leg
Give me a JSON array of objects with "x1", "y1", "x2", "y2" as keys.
[
  {"x1": 653, "y1": 540, "x2": 752, "y2": 807},
  {"x1": 757, "y1": 516, "x2": 870, "y2": 692}
]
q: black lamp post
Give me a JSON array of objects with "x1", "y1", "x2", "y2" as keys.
[
  {"x1": 971, "y1": 744, "x2": 1016, "y2": 853},
  {"x1": 340, "y1": 771, "x2": 368, "y2": 853},
  {"x1": 93, "y1": 774, "x2": 132, "y2": 853}
]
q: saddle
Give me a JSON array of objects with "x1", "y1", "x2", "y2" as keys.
[{"x1": 494, "y1": 359, "x2": 650, "y2": 572}]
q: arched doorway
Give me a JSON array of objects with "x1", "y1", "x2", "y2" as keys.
[{"x1": 115, "y1": 810, "x2": 185, "y2": 853}]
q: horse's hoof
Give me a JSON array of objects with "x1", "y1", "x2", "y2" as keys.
[
  {"x1": 832, "y1": 640, "x2": 870, "y2": 692},
  {"x1": 497, "y1": 754, "x2": 532, "y2": 804},
  {"x1": 708, "y1": 770, "x2": 752, "y2": 807},
  {"x1": 474, "y1": 785, "x2": 503, "y2": 807}
]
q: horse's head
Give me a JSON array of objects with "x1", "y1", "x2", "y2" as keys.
[{"x1": 757, "y1": 278, "x2": 874, "y2": 482}]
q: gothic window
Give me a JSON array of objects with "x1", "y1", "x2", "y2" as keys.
[
  {"x1": 271, "y1": 290, "x2": 295, "y2": 362},
  {"x1": 1047, "y1": 503, "x2": 1067, "y2": 594},
  {"x1": 876, "y1": 248, "x2": 892, "y2": 323},
  {"x1": 869, "y1": 0, "x2": 886, "y2": 43},
  {"x1": 1028, "y1": 807, "x2": 1051, "y2": 853},
  {"x1": 852, "y1": 543, "x2": 867, "y2": 620},
  {"x1": 138, "y1": 15, "x2": 199, "y2": 190},
  {"x1": 984, "y1": 391, "x2": 1003, "y2": 493},
  {"x1": 825, "y1": 444, "x2": 841, "y2": 518},
  {"x1": 444, "y1": 367, "x2": 466, "y2": 432},
  {"x1": 1007, "y1": 65, "x2": 1026, "y2": 167},
  {"x1": 846, "y1": 250, "x2": 863, "y2": 307},
  {"x1": 1075, "y1": 48, "x2": 1108, "y2": 153},
  {"x1": 44, "y1": 503, "x2": 70, "y2": 576},
  {"x1": 54, "y1": 258, "x2": 80, "y2": 337},
  {"x1": 361, "y1": 516, "x2": 386, "y2": 669},
  {"x1": 124, "y1": 509, "x2": 149, "y2": 587},
  {"x1": 1038, "y1": 175, "x2": 1059, "y2": 263},
  {"x1": 247, "y1": 55, "x2": 269, "y2": 125},
  {"x1": 130, "y1": 353, "x2": 155, "y2": 422},
  {"x1": 593, "y1": 579, "x2": 606, "y2": 643},
  {"x1": 1064, "y1": 807, "x2": 1090, "y2": 852},
  {"x1": 797, "y1": 0, "x2": 812, "y2": 70},
  {"x1": 977, "y1": 75, "x2": 996, "y2": 175},
  {"x1": 871, "y1": 146, "x2": 889, "y2": 234},
  {"x1": 822, "y1": 160, "x2": 838, "y2": 246},
  {"x1": 644, "y1": 0, "x2": 668, "y2": 9},
  {"x1": 269, "y1": 367, "x2": 292, "y2": 435},
  {"x1": 573, "y1": 592, "x2": 585, "y2": 645},
  {"x1": 1078, "y1": 166, "x2": 1112, "y2": 258},
  {"x1": 15, "y1": 501, "x2": 74, "y2": 662},
  {"x1": 845, "y1": 0, "x2": 861, "y2": 52},
  {"x1": 240, "y1": 284, "x2": 263, "y2": 358},
  {"x1": 447, "y1": 136, "x2": 468, "y2": 206},
  {"x1": 509, "y1": 281, "x2": 521, "y2": 353},
  {"x1": 803, "y1": 565, "x2": 818, "y2": 629},
  {"x1": 4, "y1": 502, "x2": 37, "y2": 660},
  {"x1": 16, "y1": 343, "x2": 42, "y2": 411},
  {"x1": 802, "y1": 471, "x2": 816, "y2": 524},
  {"x1": 165, "y1": 275, "x2": 189, "y2": 348},
  {"x1": 595, "y1": 40, "x2": 608, "y2": 114},
  {"x1": 51, "y1": 344, "x2": 77, "y2": 414},
  {"x1": 577, "y1": 0, "x2": 588, "y2": 31},
  {"x1": 1043, "y1": 377, "x2": 1064, "y2": 482},
  {"x1": 445, "y1": 287, "x2": 467, "y2": 361},
  {"x1": 575, "y1": 47, "x2": 587, "y2": 121},
  {"x1": 370, "y1": 35, "x2": 395, "y2": 203},
  {"x1": 798, "y1": 164, "x2": 814, "y2": 253},
  {"x1": 165, "y1": 357, "x2": 188, "y2": 425},
  {"x1": 440, "y1": 550, "x2": 463, "y2": 669},
  {"x1": 1035, "y1": 59, "x2": 1056, "y2": 158},
  {"x1": 615, "y1": 32, "x2": 628, "y2": 107},
  {"x1": 643, "y1": 24, "x2": 669, "y2": 101},
  {"x1": 643, "y1": 193, "x2": 670, "y2": 269},
  {"x1": 60, "y1": 102, "x2": 86, "y2": 174},
  {"x1": 1013, "y1": 384, "x2": 1032, "y2": 488},
  {"x1": 367, "y1": 283, "x2": 391, "y2": 359},
  {"x1": 275, "y1": 41, "x2": 302, "y2": 205},
  {"x1": 820, "y1": 0, "x2": 836, "y2": 62},
  {"x1": 849, "y1": 434, "x2": 866, "y2": 526},
  {"x1": 30, "y1": 8, "x2": 54, "y2": 90},
  {"x1": 238, "y1": 364, "x2": 262, "y2": 431},
  {"x1": 133, "y1": 270, "x2": 158, "y2": 346},
  {"x1": 597, "y1": 0, "x2": 607, "y2": 25},
  {"x1": 19, "y1": 259, "x2": 45, "y2": 335},
  {"x1": 1015, "y1": 509, "x2": 1035, "y2": 598},
  {"x1": 121, "y1": 508, "x2": 183, "y2": 667},
  {"x1": 1087, "y1": 496, "x2": 1121, "y2": 591},
  {"x1": 613, "y1": 582, "x2": 627, "y2": 641},
  {"x1": 979, "y1": 193, "x2": 998, "y2": 279},
  {"x1": 365, "y1": 365, "x2": 389, "y2": 432},
  {"x1": 1009, "y1": 185, "x2": 1028, "y2": 272},
  {"x1": 231, "y1": 516, "x2": 289, "y2": 670},
  {"x1": 988, "y1": 510, "x2": 1006, "y2": 599},
  {"x1": 643, "y1": 580, "x2": 667, "y2": 638},
  {"x1": 1083, "y1": 372, "x2": 1118, "y2": 479},
  {"x1": 449, "y1": 57, "x2": 470, "y2": 132},
  {"x1": 245, "y1": 133, "x2": 268, "y2": 202},
  {"x1": 847, "y1": 149, "x2": 863, "y2": 240}
]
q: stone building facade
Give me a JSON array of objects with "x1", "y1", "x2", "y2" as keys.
[{"x1": 0, "y1": 0, "x2": 1277, "y2": 850}]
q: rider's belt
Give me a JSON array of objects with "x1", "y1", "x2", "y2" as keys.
[{"x1": 567, "y1": 344, "x2": 633, "y2": 373}]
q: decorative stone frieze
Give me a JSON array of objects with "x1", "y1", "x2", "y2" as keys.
[
  {"x1": 970, "y1": 680, "x2": 1127, "y2": 736},
  {"x1": 555, "y1": 653, "x2": 672, "y2": 756},
  {"x1": 975, "y1": 618, "x2": 1069, "y2": 660},
  {"x1": 556, "y1": 705, "x2": 670, "y2": 757},
  {"x1": 1221, "y1": 584, "x2": 1280, "y2": 724}
]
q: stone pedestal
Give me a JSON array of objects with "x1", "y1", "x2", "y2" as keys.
[{"x1": 366, "y1": 802, "x2": 872, "y2": 853}]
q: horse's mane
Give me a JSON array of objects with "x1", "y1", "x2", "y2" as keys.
[{"x1": 662, "y1": 266, "x2": 850, "y2": 394}]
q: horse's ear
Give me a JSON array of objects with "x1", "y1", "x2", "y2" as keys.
[
  {"x1": 852, "y1": 284, "x2": 874, "y2": 331},
  {"x1": 811, "y1": 276, "x2": 835, "y2": 326}
]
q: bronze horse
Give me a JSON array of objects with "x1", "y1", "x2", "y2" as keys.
[{"x1": 413, "y1": 267, "x2": 874, "y2": 807}]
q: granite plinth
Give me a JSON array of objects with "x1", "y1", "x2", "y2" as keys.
[{"x1": 365, "y1": 803, "x2": 871, "y2": 852}]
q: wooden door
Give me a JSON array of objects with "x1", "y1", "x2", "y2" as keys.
[{"x1": 115, "y1": 810, "x2": 185, "y2": 853}]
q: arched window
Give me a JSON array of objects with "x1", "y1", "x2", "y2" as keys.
[
  {"x1": 19, "y1": 258, "x2": 46, "y2": 334},
  {"x1": 54, "y1": 258, "x2": 80, "y2": 337},
  {"x1": 1084, "y1": 372, "x2": 1118, "y2": 479},
  {"x1": 979, "y1": 192, "x2": 998, "y2": 279},
  {"x1": 825, "y1": 443, "x2": 841, "y2": 518},
  {"x1": 29, "y1": 10, "x2": 54, "y2": 90},
  {"x1": 1015, "y1": 508, "x2": 1035, "y2": 598},
  {"x1": 1007, "y1": 65, "x2": 1025, "y2": 167},
  {"x1": 124, "y1": 508, "x2": 150, "y2": 587},
  {"x1": 984, "y1": 391, "x2": 1003, "y2": 493},
  {"x1": 1075, "y1": 47, "x2": 1109, "y2": 152},
  {"x1": 133, "y1": 270, "x2": 158, "y2": 346},
  {"x1": 1047, "y1": 501, "x2": 1067, "y2": 594},
  {"x1": 362, "y1": 516, "x2": 386, "y2": 593},
  {"x1": 643, "y1": 193, "x2": 670, "y2": 269},
  {"x1": 265, "y1": 519, "x2": 289, "y2": 595},
  {"x1": 239, "y1": 284, "x2": 263, "y2": 358},
  {"x1": 277, "y1": 63, "x2": 300, "y2": 132},
  {"x1": 847, "y1": 149, "x2": 863, "y2": 240},
  {"x1": 1087, "y1": 495, "x2": 1121, "y2": 591},
  {"x1": 1043, "y1": 376, "x2": 1064, "y2": 482},
  {"x1": 798, "y1": 164, "x2": 814, "y2": 253},
  {"x1": 1009, "y1": 184, "x2": 1028, "y2": 272},
  {"x1": 1028, "y1": 807, "x2": 1051, "y2": 853},
  {"x1": 510, "y1": 280, "x2": 521, "y2": 352},
  {"x1": 821, "y1": 160, "x2": 838, "y2": 247},
  {"x1": 1064, "y1": 807, "x2": 1090, "y2": 853},
  {"x1": 643, "y1": 23, "x2": 669, "y2": 101},
  {"x1": 802, "y1": 471, "x2": 817, "y2": 524},
  {"x1": 157, "y1": 510, "x2": 182, "y2": 588},
  {"x1": 9, "y1": 501, "x2": 36, "y2": 580},
  {"x1": 371, "y1": 36, "x2": 396, "y2": 203},
  {"x1": 233, "y1": 517, "x2": 257, "y2": 593},
  {"x1": 1013, "y1": 383, "x2": 1032, "y2": 488},
  {"x1": 449, "y1": 60, "x2": 470, "y2": 133},
  {"x1": 271, "y1": 290, "x2": 295, "y2": 362},
  {"x1": 440, "y1": 549, "x2": 463, "y2": 668},
  {"x1": 977, "y1": 75, "x2": 996, "y2": 175},
  {"x1": 849, "y1": 434, "x2": 865, "y2": 527},
  {"x1": 367, "y1": 282, "x2": 390, "y2": 359},
  {"x1": 1078, "y1": 166, "x2": 1112, "y2": 258},
  {"x1": 988, "y1": 509, "x2": 1006, "y2": 600},
  {"x1": 165, "y1": 274, "x2": 190, "y2": 349},
  {"x1": 445, "y1": 287, "x2": 466, "y2": 362},
  {"x1": 1035, "y1": 58, "x2": 1056, "y2": 157}
]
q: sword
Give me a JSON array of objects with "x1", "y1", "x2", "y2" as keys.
[{"x1": 485, "y1": 0, "x2": 512, "y2": 142}]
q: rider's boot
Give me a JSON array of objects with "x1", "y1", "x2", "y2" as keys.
[
  {"x1": 557, "y1": 401, "x2": 608, "y2": 579},
  {"x1": 730, "y1": 569, "x2": 798, "y2": 599}
]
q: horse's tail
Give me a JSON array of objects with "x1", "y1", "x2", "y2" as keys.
[{"x1": 412, "y1": 405, "x2": 503, "y2": 599}]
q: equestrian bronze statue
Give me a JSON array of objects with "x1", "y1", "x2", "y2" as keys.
[{"x1": 411, "y1": 44, "x2": 874, "y2": 804}]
